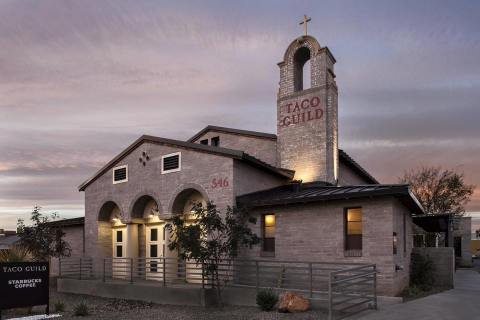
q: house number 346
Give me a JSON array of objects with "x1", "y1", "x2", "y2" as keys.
[{"x1": 211, "y1": 177, "x2": 229, "y2": 189}]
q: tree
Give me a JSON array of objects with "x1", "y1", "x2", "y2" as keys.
[
  {"x1": 167, "y1": 202, "x2": 260, "y2": 306},
  {"x1": 399, "y1": 166, "x2": 475, "y2": 216},
  {"x1": 17, "y1": 206, "x2": 71, "y2": 261}
]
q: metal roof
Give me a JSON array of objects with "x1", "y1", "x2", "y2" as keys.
[
  {"x1": 237, "y1": 182, "x2": 424, "y2": 214},
  {"x1": 46, "y1": 217, "x2": 85, "y2": 227}
]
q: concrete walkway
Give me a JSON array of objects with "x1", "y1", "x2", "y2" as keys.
[{"x1": 356, "y1": 269, "x2": 480, "y2": 320}]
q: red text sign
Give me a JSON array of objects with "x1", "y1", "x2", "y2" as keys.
[
  {"x1": 211, "y1": 177, "x2": 229, "y2": 189},
  {"x1": 278, "y1": 96, "x2": 323, "y2": 128}
]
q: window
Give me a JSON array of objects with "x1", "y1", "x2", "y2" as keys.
[
  {"x1": 116, "y1": 230, "x2": 123, "y2": 242},
  {"x1": 161, "y1": 152, "x2": 181, "y2": 174},
  {"x1": 113, "y1": 165, "x2": 128, "y2": 184},
  {"x1": 393, "y1": 232, "x2": 398, "y2": 255},
  {"x1": 150, "y1": 228, "x2": 158, "y2": 241},
  {"x1": 262, "y1": 214, "x2": 275, "y2": 253},
  {"x1": 345, "y1": 208, "x2": 362, "y2": 253},
  {"x1": 211, "y1": 136, "x2": 220, "y2": 147},
  {"x1": 200, "y1": 139, "x2": 208, "y2": 145}
]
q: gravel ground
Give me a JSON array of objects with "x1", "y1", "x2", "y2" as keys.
[{"x1": 3, "y1": 289, "x2": 327, "y2": 320}]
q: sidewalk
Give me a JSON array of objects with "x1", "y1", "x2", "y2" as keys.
[{"x1": 356, "y1": 268, "x2": 480, "y2": 320}]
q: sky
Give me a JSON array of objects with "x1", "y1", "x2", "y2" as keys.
[{"x1": 1, "y1": 0, "x2": 480, "y2": 231}]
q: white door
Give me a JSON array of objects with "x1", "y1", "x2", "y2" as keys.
[
  {"x1": 112, "y1": 228, "x2": 127, "y2": 279},
  {"x1": 146, "y1": 225, "x2": 164, "y2": 280}
]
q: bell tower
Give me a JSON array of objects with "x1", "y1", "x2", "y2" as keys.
[{"x1": 276, "y1": 33, "x2": 338, "y2": 184}]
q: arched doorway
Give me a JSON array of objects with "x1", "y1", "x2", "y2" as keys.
[
  {"x1": 130, "y1": 195, "x2": 164, "y2": 280},
  {"x1": 170, "y1": 188, "x2": 208, "y2": 283}
]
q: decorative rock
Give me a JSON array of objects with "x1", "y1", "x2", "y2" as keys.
[{"x1": 278, "y1": 291, "x2": 310, "y2": 313}]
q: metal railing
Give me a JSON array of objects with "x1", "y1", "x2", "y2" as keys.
[{"x1": 59, "y1": 257, "x2": 376, "y2": 319}]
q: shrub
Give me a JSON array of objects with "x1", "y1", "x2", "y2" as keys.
[
  {"x1": 256, "y1": 289, "x2": 278, "y2": 311},
  {"x1": 73, "y1": 301, "x2": 89, "y2": 316},
  {"x1": 54, "y1": 300, "x2": 65, "y2": 312},
  {"x1": 410, "y1": 252, "x2": 435, "y2": 291}
]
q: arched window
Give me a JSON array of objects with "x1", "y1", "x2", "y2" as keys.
[{"x1": 293, "y1": 46, "x2": 311, "y2": 92}]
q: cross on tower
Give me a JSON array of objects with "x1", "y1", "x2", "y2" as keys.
[{"x1": 299, "y1": 15, "x2": 311, "y2": 36}]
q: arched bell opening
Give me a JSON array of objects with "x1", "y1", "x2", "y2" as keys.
[{"x1": 293, "y1": 46, "x2": 311, "y2": 92}]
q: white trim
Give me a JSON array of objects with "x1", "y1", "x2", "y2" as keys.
[
  {"x1": 112, "y1": 165, "x2": 128, "y2": 184},
  {"x1": 161, "y1": 152, "x2": 181, "y2": 174}
]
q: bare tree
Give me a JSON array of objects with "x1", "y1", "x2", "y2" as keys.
[{"x1": 399, "y1": 166, "x2": 475, "y2": 216}]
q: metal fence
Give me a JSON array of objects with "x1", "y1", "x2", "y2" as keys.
[{"x1": 58, "y1": 257, "x2": 376, "y2": 319}]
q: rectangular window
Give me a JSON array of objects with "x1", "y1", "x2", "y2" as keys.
[
  {"x1": 161, "y1": 152, "x2": 181, "y2": 174},
  {"x1": 116, "y1": 230, "x2": 123, "y2": 242},
  {"x1": 116, "y1": 245, "x2": 123, "y2": 257},
  {"x1": 150, "y1": 244, "x2": 158, "y2": 258},
  {"x1": 262, "y1": 214, "x2": 275, "y2": 253},
  {"x1": 345, "y1": 208, "x2": 362, "y2": 253},
  {"x1": 200, "y1": 139, "x2": 208, "y2": 145},
  {"x1": 211, "y1": 136, "x2": 220, "y2": 147},
  {"x1": 113, "y1": 165, "x2": 128, "y2": 184},
  {"x1": 393, "y1": 232, "x2": 398, "y2": 255},
  {"x1": 150, "y1": 228, "x2": 158, "y2": 241}
]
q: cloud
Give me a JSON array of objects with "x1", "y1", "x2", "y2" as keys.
[{"x1": 1, "y1": 0, "x2": 480, "y2": 230}]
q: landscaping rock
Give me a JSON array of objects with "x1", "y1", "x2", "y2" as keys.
[{"x1": 278, "y1": 292, "x2": 310, "y2": 313}]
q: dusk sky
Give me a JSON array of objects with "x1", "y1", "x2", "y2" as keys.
[{"x1": 1, "y1": 0, "x2": 479, "y2": 230}]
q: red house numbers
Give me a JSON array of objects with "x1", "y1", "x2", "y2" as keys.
[{"x1": 211, "y1": 177, "x2": 229, "y2": 189}]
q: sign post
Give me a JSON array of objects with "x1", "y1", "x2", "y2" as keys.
[{"x1": 0, "y1": 262, "x2": 49, "y2": 319}]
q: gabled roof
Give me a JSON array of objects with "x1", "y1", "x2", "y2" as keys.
[
  {"x1": 78, "y1": 135, "x2": 294, "y2": 191},
  {"x1": 188, "y1": 125, "x2": 277, "y2": 142},
  {"x1": 237, "y1": 182, "x2": 424, "y2": 214},
  {"x1": 339, "y1": 149, "x2": 379, "y2": 184}
]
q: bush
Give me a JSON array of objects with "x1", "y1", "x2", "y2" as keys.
[
  {"x1": 256, "y1": 289, "x2": 278, "y2": 311},
  {"x1": 410, "y1": 252, "x2": 435, "y2": 291},
  {"x1": 73, "y1": 301, "x2": 89, "y2": 316},
  {"x1": 54, "y1": 300, "x2": 65, "y2": 312}
]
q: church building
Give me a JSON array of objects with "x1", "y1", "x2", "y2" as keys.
[{"x1": 77, "y1": 33, "x2": 423, "y2": 297}]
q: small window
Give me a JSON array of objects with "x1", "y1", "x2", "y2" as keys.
[
  {"x1": 116, "y1": 245, "x2": 123, "y2": 257},
  {"x1": 150, "y1": 244, "x2": 158, "y2": 258},
  {"x1": 161, "y1": 152, "x2": 181, "y2": 174},
  {"x1": 393, "y1": 232, "x2": 398, "y2": 255},
  {"x1": 262, "y1": 214, "x2": 275, "y2": 253},
  {"x1": 345, "y1": 208, "x2": 362, "y2": 253},
  {"x1": 211, "y1": 136, "x2": 220, "y2": 147},
  {"x1": 113, "y1": 165, "x2": 128, "y2": 184},
  {"x1": 200, "y1": 139, "x2": 208, "y2": 145},
  {"x1": 150, "y1": 228, "x2": 158, "y2": 241},
  {"x1": 116, "y1": 230, "x2": 123, "y2": 242}
]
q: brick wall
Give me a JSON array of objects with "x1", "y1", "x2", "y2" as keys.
[
  {"x1": 240, "y1": 196, "x2": 412, "y2": 296},
  {"x1": 191, "y1": 131, "x2": 278, "y2": 167},
  {"x1": 277, "y1": 36, "x2": 338, "y2": 183},
  {"x1": 338, "y1": 161, "x2": 373, "y2": 185}
]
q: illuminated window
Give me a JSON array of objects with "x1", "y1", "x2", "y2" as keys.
[
  {"x1": 345, "y1": 208, "x2": 362, "y2": 252},
  {"x1": 393, "y1": 232, "x2": 398, "y2": 255},
  {"x1": 262, "y1": 214, "x2": 275, "y2": 253}
]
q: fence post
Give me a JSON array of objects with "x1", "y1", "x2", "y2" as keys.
[
  {"x1": 373, "y1": 265, "x2": 377, "y2": 310},
  {"x1": 103, "y1": 259, "x2": 106, "y2": 282},
  {"x1": 201, "y1": 262, "x2": 205, "y2": 289},
  {"x1": 79, "y1": 258, "x2": 82, "y2": 280},
  {"x1": 130, "y1": 258, "x2": 134, "y2": 284},
  {"x1": 58, "y1": 258, "x2": 62, "y2": 278},
  {"x1": 163, "y1": 258, "x2": 166, "y2": 287},
  {"x1": 255, "y1": 261, "x2": 259, "y2": 292},
  {"x1": 328, "y1": 272, "x2": 333, "y2": 320},
  {"x1": 309, "y1": 262, "x2": 313, "y2": 298}
]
